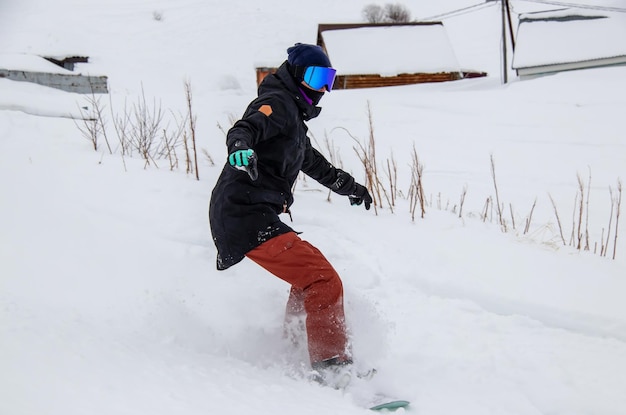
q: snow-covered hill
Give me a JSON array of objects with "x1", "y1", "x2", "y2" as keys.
[{"x1": 2, "y1": 1, "x2": 626, "y2": 414}]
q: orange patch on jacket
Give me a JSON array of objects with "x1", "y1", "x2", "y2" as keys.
[{"x1": 258, "y1": 104, "x2": 273, "y2": 117}]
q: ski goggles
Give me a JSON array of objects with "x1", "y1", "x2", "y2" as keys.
[{"x1": 303, "y1": 66, "x2": 337, "y2": 92}]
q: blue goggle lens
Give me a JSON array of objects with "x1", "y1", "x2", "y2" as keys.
[{"x1": 303, "y1": 66, "x2": 337, "y2": 92}]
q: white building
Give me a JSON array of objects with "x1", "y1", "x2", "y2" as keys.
[{"x1": 513, "y1": 9, "x2": 626, "y2": 79}]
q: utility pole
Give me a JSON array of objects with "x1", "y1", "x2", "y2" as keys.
[
  {"x1": 506, "y1": 0, "x2": 516, "y2": 52},
  {"x1": 501, "y1": 0, "x2": 508, "y2": 83}
]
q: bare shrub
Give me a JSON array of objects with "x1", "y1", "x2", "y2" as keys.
[
  {"x1": 363, "y1": 4, "x2": 385, "y2": 23},
  {"x1": 363, "y1": 3, "x2": 411, "y2": 23},
  {"x1": 74, "y1": 102, "x2": 101, "y2": 151},
  {"x1": 384, "y1": 3, "x2": 412, "y2": 22},
  {"x1": 74, "y1": 81, "x2": 204, "y2": 175},
  {"x1": 75, "y1": 91, "x2": 113, "y2": 154},
  {"x1": 128, "y1": 85, "x2": 164, "y2": 167}
]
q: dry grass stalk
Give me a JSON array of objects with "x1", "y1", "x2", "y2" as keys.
[
  {"x1": 408, "y1": 145, "x2": 426, "y2": 221},
  {"x1": 106, "y1": 94, "x2": 129, "y2": 171},
  {"x1": 603, "y1": 180, "x2": 622, "y2": 259},
  {"x1": 548, "y1": 193, "x2": 567, "y2": 246},
  {"x1": 161, "y1": 127, "x2": 180, "y2": 171},
  {"x1": 584, "y1": 169, "x2": 592, "y2": 250},
  {"x1": 185, "y1": 80, "x2": 199, "y2": 180},
  {"x1": 315, "y1": 131, "x2": 344, "y2": 203},
  {"x1": 349, "y1": 102, "x2": 395, "y2": 214},
  {"x1": 92, "y1": 92, "x2": 112, "y2": 155},
  {"x1": 569, "y1": 193, "x2": 578, "y2": 246},
  {"x1": 111, "y1": 97, "x2": 131, "y2": 157},
  {"x1": 202, "y1": 148, "x2": 215, "y2": 166},
  {"x1": 613, "y1": 179, "x2": 622, "y2": 260},
  {"x1": 509, "y1": 203, "x2": 516, "y2": 230},
  {"x1": 183, "y1": 131, "x2": 192, "y2": 175},
  {"x1": 344, "y1": 133, "x2": 376, "y2": 213},
  {"x1": 458, "y1": 185, "x2": 467, "y2": 218},
  {"x1": 355, "y1": 101, "x2": 384, "y2": 212},
  {"x1": 601, "y1": 190, "x2": 613, "y2": 257},
  {"x1": 576, "y1": 173, "x2": 585, "y2": 250},
  {"x1": 482, "y1": 197, "x2": 491, "y2": 223},
  {"x1": 217, "y1": 121, "x2": 228, "y2": 137},
  {"x1": 386, "y1": 154, "x2": 398, "y2": 208},
  {"x1": 524, "y1": 198, "x2": 537, "y2": 235},
  {"x1": 490, "y1": 155, "x2": 507, "y2": 232}
]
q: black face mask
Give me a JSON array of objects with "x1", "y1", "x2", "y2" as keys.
[{"x1": 301, "y1": 87, "x2": 325, "y2": 106}]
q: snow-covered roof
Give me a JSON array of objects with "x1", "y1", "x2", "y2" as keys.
[
  {"x1": 0, "y1": 54, "x2": 73, "y2": 74},
  {"x1": 0, "y1": 53, "x2": 107, "y2": 94},
  {"x1": 512, "y1": 9, "x2": 626, "y2": 72},
  {"x1": 321, "y1": 24, "x2": 461, "y2": 76}
]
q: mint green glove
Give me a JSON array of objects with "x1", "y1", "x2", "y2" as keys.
[{"x1": 228, "y1": 149, "x2": 258, "y2": 181}]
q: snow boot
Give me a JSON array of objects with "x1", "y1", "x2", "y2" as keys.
[{"x1": 310, "y1": 357, "x2": 376, "y2": 390}]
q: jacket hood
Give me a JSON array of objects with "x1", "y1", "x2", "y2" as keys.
[{"x1": 259, "y1": 61, "x2": 322, "y2": 121}]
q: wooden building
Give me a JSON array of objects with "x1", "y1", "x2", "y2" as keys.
[
  {"x1": 318, "y1": 23, "x2": 463, "y2": 89},
  {"x1": 256, "y1": 22, "x2": 486, "y2": 89}
]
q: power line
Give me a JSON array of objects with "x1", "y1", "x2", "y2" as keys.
[
  {"x1": 517, "y1": 0, "x2": 626, "y2": 13},
  {"x1": 418, "y1": 0, "x2": 626, "y2": 21},
  {"x1": 416, "y1": 2, "x2": 497, "y2": 22}
]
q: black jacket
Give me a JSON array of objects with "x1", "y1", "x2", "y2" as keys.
[{"x1": 209, "y1": 62, "x2": 357, "y2": 270}]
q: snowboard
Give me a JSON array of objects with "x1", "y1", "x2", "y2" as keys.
[
  {"x1": 304, "y1": 363, "x2": 410, "y2": 412},
  {"x1": 368, "y1": 398, "x2": 410, "y2": 412}
]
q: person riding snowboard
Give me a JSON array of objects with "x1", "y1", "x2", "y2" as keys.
[{"x1": 209, "y1": 43, "x2": 372, "y2": 385}]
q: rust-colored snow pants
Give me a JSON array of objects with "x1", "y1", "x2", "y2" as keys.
[{"x1": 246, "y1": 231, "x2": 349, "y2": 365}]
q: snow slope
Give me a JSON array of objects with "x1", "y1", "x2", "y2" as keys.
[{"x1": 2, "y1": 1, "x2": 626, "y2": 414}]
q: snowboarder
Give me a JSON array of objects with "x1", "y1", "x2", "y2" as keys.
[{"x1": 209, "y1": 43, "x2": 372, "y2": 384}]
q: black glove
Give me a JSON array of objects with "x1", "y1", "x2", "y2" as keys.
[
  {"x1": 228, "y1": 149, "x2": 258, "y2": 181},
  {"x1": 330, "y1": 171, "x2": 372, "y2": 210},
  {"x1": 349, "y1": 183, "x2": 372, "y2": 210}
]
